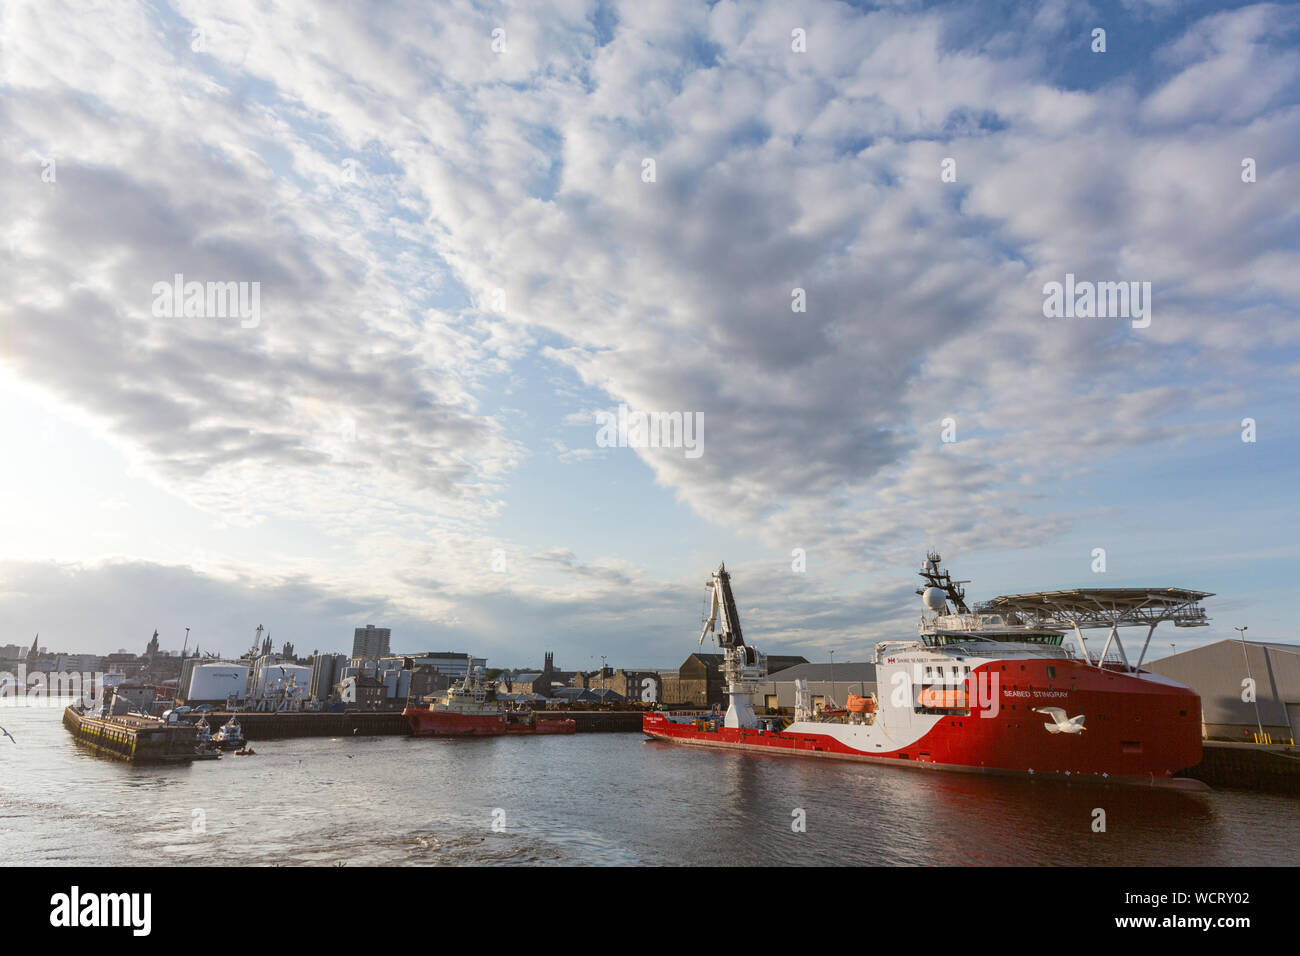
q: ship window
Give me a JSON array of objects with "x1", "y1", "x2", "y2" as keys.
[{"x1": 1046, "y1": 666, "x2": 1056, "y2": 679}]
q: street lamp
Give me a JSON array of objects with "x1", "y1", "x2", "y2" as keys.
[
  {"x1": 829, "y1": 650, "x2": 836, "y2": 708},
  {"x1": 1235, "y1": 626, "x2": 1266, "y2": 743}
]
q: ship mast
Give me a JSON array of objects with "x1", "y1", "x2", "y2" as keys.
[{"x1": 916, "y1": 551, "x2": 970, "y2": 613}]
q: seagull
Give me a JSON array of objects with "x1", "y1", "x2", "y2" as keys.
[
  {"x1": 1033, "y1": 706, "x2": 1086, "y2": 734},
  {"x1": 0, "y1": 726, "x2": 14, "y2": 744}
]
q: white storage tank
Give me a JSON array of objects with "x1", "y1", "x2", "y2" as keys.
[
  {"x1": 255, "y1": 663, "x2": 311, "y2": 697},
  {"x1": 187, "y1": 664, "x2": 250, "y2": 703}
]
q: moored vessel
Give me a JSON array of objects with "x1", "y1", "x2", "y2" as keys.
[
  {"x1": 644, "y1": 556, "x2": 1211, "y2": 789},
  {"x1": 211, "y1": 716, "x2": 245, "y2": 750},
  {"x1": 404, "y1": 672, "x2": 576, "y2": 737},
  {"x1": 63, "y1": 705, "x2": 213, "y2": 763}
]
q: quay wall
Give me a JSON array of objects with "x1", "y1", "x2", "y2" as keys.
[
  {"x1": 1177, "y1": 741, "x2": 1300, "y2": 794},
  {"x1": 211, "y1": 709, "x2": 644, "y2": 740}
]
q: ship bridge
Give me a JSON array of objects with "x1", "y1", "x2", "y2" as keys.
[{"x1": 976, "y1": 587, "x2": 1213, "y2": 671}]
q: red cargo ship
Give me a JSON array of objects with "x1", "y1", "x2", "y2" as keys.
[
  {"x1": 644, "y1": 556, "x2": 1211, "y2": 789},
  {"x1": 404, "y1": 672, "x2": 576, "y2": 737}
]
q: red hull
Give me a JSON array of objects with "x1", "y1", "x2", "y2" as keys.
[
  {"x1": 403, "y1": 707, "x2": 576, "y2": 737},
  {"x1": 644, "y1": 660, "x2": 1207, "y2": 790}
]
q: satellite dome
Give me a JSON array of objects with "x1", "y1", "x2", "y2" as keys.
[{"x1": 922, "y1": 587, "x2": 948, "y2": 613}]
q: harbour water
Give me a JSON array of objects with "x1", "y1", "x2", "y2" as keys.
[{"x1": 0, "y1": 701, "x2": 1293, "y2": 866}]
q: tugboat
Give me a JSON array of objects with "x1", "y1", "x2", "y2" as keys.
[
  {"x1": 404, "y1": 671, "x2": 576, "y2": 737},
  {"x1": 644, "y1": 556, "x2": 1212, "y2": 789},
  {"x1": 211, "y1": 716, "x2": 245, "y2": 750}
]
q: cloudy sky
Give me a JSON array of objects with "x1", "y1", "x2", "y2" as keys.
[{"x1": 2, "y1": 0, "x2": 1297, "y2": 669}]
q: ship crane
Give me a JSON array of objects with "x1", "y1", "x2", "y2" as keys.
[{"x1": 698, "y1": 562, "x2": 767, "y2": 729}]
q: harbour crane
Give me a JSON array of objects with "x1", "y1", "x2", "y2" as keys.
[{"x1": 698, "y1": 562, "x2": 767, "y2": 729}]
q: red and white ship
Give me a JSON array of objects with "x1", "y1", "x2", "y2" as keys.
[
  {"x1": 404, "y1": 672, "x2": 576, "y2": 737},
  {"x1": 644, "y1": 556, "x2": 1212, "y2": 789}
]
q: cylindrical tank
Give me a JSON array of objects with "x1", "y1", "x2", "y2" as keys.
[
  {"x1": 188, "y1": 664, "x2": 250, "y2": 702},
  {"x1": 256, "y1": 663, "x2": 311, "y2": 696}
]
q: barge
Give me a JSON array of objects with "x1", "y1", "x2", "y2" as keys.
[{"x1": 63, "y1": 705, "x2": 214, "y2": 763}]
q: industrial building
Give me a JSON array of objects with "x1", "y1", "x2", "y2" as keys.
[
  {"x1": 184, "y1": 663, "x2": 251, "y2": 706},
  {"x1": 376, "y1": 652, "x2": 484, "y2": 683},
  {"x1": 309, "y1": 653, "x2": 348, "y2": 700},
  {"x1": 756, "y1": 661, "x2": 877, "y2": 713},
  {"x1": 1146, "y1": 639, "x2": 1299, "y2": 742},
  {"x1": 659, "y1": 652, "x2": 809, "y2": 708}
]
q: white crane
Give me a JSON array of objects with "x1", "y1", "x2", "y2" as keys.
[{"x1": 699, "y1": 563, "x2": 767, "y2": 729}]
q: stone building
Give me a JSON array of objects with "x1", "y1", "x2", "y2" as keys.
[
  {"x1": 586, "y1": 668, "x2": 662, "y2": 704},
  {"x1": 408, "y1": 664, "x2": 450, "y2": 702},
  {"x1": 660, "y1": 653, "x2": 809, "y2": 708}
]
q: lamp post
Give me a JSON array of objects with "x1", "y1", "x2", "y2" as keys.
[
  {"x1": 829, "y1": 650, "x2": 836, "y2": 708},
  {"x1": 1236, "y1": 626, "x2": 1265, "y2": 743},
  {"x1": 175, "y1": 627, "x2": 191, "y2": 706}
]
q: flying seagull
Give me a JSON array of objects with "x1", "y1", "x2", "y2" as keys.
[
  {"x1": 1032, "y1": 707, "x2": 1086, "y2": 734},
  {"x1": 0, "y1": 726, "x2": 15, "y2": 744}
]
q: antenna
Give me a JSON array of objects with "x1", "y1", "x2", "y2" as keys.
[{"x1": 916, "y1": 551, "x2": 970, "y2": 613}]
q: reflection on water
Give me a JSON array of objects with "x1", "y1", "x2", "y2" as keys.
[{"x1": 0, "y1": 702, "x2": 1292, "y2": 866}]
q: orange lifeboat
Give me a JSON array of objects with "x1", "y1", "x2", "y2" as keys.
[
  {"x1": 846, "y1": 694, "x2": 874, "y2": 714},
  {"x1": 919, "y1": 687, "x2": 968, "y2": 709}
]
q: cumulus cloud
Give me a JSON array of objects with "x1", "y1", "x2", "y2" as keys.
[{"x1": 1, "y1": 0, "x2": 1295, "y2": 660}]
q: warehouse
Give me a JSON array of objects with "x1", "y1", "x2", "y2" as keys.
[
  {"x1": 756, "y1": 661, "x2": 877, "y2": 713},
  {"x1": 1145, "y1": 639, "x2": 1299, "y2": 742},
  {"x1": 659, "y1": 652, "x2": 809, "y2": 708}
]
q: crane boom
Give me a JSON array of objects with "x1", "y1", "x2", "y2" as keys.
[{"x1": 698, "y1": 562, "x2": 745, "y2": 648}]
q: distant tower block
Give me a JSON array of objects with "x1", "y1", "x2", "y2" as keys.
[{"x1": 352, "y1": 625, "x2": 392, "y2": 660}]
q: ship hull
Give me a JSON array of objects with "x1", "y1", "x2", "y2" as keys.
[
  {"x1": 644, "y1": 660, "x2": 1207, "y2": 790},
  {"x1": 403, "y1": 708, "x2": 576, "y2": 737}
]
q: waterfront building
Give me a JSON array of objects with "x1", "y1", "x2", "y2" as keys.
[
  {"x1": 408, "y1": 664, "x2": 450, "y2": 702},
  {"x1": 309, "y1": 653, "x2": 348, "y2": 700},
  {"x1": 339, "y1": 674, "x2": 387, "y2": 708},
  {"x1": 585, "y1": 668, "x2": 663, "y2": 703},
  {"x1": 500, "y1": 671, "x2": 544, "y2": 693},
  {"x1": 661, "y1": 652, "x2": 809, "y2": 708},
  {"x1": 1147, "y1": 639, "x2": 1300, "y2": 742},
  {"x1": 54, "y1": 654, "x2": 101, "y2": 673},
  {"x1": 753, "y1": 661, "x2": 877, "y2": 713},
  {"x1": 377, "y1": 652, "x2": 484, "y2": 683},
  {"x1": 183, "y1": 663, "x2": 251, "y2": 706}
]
